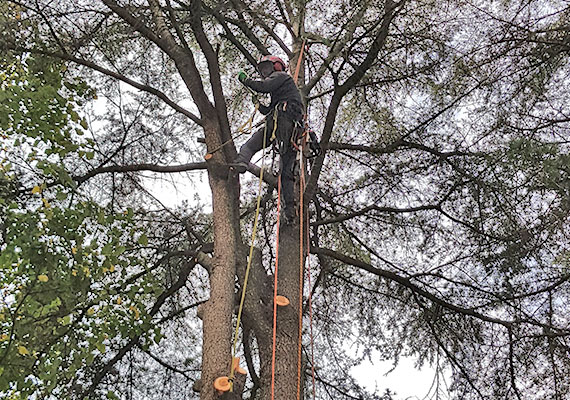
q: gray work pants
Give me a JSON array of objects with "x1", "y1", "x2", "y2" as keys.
[{"x1": 236, "y1": 111, "x2": 297, "y2": 215}]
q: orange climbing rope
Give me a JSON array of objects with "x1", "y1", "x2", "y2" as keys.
[
  {"x1": 270, "y1": 40, "x2": 315, "y2": 400},
  {"x1": 294, "y1": 40, "x2": 307, "y2": 400},
  {"x1": 293, "y1": 40, "x2": 306, "y2": 84},
  {"x1": 271, "y1": 177, "x2": 282, "y2": 400},
  {"x1": 297, "y1": 135, "x2": 305, "y2": 400}
]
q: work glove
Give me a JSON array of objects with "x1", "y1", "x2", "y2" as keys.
[{"x1": 237, "y1": 70, "x2": 248, "y2": 83}]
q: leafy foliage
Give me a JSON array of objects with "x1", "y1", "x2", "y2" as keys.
[{"x1": 0, "y1": 42, "x2": 161, "y2": 400}]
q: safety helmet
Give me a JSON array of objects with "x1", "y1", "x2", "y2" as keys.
[{"x1": 258, "y1": 55, "x2": 287, "y2": 72}]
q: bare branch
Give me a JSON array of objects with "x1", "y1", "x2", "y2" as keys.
[
  {"x1": 208, "y1": 3, "x2": 269, "y2": 57},
  {"x1": 81, "y1": 259, "x2": 197, "y2": 397},
  {"x1": 312, "y1": 203, "x2": 442, "y2": 226},
  {"x1": 232, "y1": 0, "x2": 292, "y2": 57},
  {"x1": 74, "y1": 162, "x2": 208, "y2": 184},
  {"x1": 3, "y1": 45, "x2": 202, "y2": 125},
  {"x1": 138, "y1": 344, "x2": 197, "y2": 379},
  {"x1": 274, "y1": 0, "x2": 296, "y2": 39},
  {"x1": 311, "y1": 246, "x2": 515, "y2": 328},
  {"x1": 304, "y1": 0, "x2": 402, "y2": 202},
  {"x1": 209, "y1": 7, "x2": 258, "y2": 67},
  {"x1": 187, "y1": 0, "x2": 233, "y2": 146},
  {"x1": 101, "y1": 0, "x2": 165, "y2": 49},
  {"x1": 304, "y1": 5, "x2": 369, "y2": 94}
]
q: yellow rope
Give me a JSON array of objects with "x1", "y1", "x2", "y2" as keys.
[
  {"x1": 229, "y1": 110, "x2": 278, "y2": 390},
  {"x1": 271, "y1": 107, "x2": 279, "y2": 141},
  {"x1": 238, "y1": 102, "x2": 260, "y2": 134},
  {"x1": 205, "y1": 104, "x2": 259, "y2": 160}
]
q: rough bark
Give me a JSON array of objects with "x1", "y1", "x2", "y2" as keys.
[
  {"x1": 237, "y1": 208, "x2": 307, "y2": 400},
  {"x1": 201, "y1": 169, "x2": 241, "y2": 400}
]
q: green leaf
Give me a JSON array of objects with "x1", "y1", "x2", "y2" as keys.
[
  {"x1": 56, "y1": 191, "x2": 68, "y2": 201},
  {"x1": 96, "y1": 342, "x2": 106, "y2": 354},
  {"x1": 138, "y1": 234, "x2": 148, "y2": 246},
  {"x1": 107, "y1": 391, "x2": 120, "y2": 400},
  {"x1": 102, "y1": 243, "x2": 113, "y2": 256}
]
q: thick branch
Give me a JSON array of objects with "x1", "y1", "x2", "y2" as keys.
[
  {"x1": 508, "y1": 328, "x2": 523, "y2": 400},
  {"x1": 304, "y1": 0, "x2": 401, "y2": 202},
  {"x1": 311, "y1": 246, "x2": 515, "y2": 328},
  {"x1": 188, "y1": 0, "x2": 233, "y2": 146},
  {"x1": 246, "y1": 163, "x2": 278, "y2": 188},
  {"x1": 82, "y1": 259, "x2": 197, "y2": 397},
  {"x1": 312, "y1": 203, "x2": 441, "y2": 226},
  {"x1": 327, "y1": 139, "x2": 469, "y2": 159},
  {"x1": 209, "y1": 7, "x2": 258, "y2": 67},
  {"x1": 233, "y1": 0, "x2": 292, "y2": 57},
  {"x1": 3, "y1": 45, "x2": 202, "y2": 125},
  {"x1": 101, "y1": 0, "x2": 165, "y2": 49},
  {"x1": 304, "y1": 5, "x2": 369, "y2": 94},
  {"x1": 74, "y1": 162, "x2": 208, "y2": 184},
  {"x1": 222, "y1": 0, "x2": 269, "y2": 56},
  {"x1": 337, "y1": 0, "x2": 400, "y2": 96},
  {"x1": 101, "y1": 0, "x2": 216, "y2": 122},
  {"x1": 274, "y1": 0, "x2": 296, "y2": 39},
  {"x1": 139, "y1": 345, "x2": 196, "y2": 379}
]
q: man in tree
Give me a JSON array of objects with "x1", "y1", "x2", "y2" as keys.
[{"x1": 234, "y1": 55, "x2": 304, "y2": 225}]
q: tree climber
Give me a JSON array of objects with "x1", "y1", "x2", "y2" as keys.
[{"x1": 233, "y1": 55, "x2": 305, "y2": 225}]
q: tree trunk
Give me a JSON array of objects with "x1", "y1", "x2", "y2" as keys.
[
  {"x1": 263, "y1": 222, "x2": 305, "y2": 400},
  {"x1": 251, "y1": 37, "x2": 309, "y2": 400},
  {"x1": 200, "y1": 119, "x2": 242, "y2": 400},
  {"x1": 239, "y1": 212, "x2": 307, "y2": 400},
  {"x1": 200, "y1": 17, "x2": 310, "y2": 399}
]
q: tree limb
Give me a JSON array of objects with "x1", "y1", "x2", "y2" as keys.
[
  {"x1": 188, "y1": 0, "x2": 233, "y2": 146},
  {"x1": 81, "y1": 259, "x2": 197, "y2": 397},
  {"x1": 232, "y1": 0, "x2": 292, "y2": 57},
  {"x1": 2, "y1": 45, "x2": 202, "y2": 125},
  {"x1": 312, "y1": 203, "x2": 441, "y2": 226},
  {"x1": 311, "y1": 246, "x2": 515, "y2": 328},
  {"x1": 73, "y1": 162, "x2": 208, "y2": 184},
  {"x1": 304, "y1": 0, "x2": 402, "y2": 203}
]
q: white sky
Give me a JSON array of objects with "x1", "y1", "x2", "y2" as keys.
[{"x1": 352, "y1": 355, "x2": 444, "y2": 399}]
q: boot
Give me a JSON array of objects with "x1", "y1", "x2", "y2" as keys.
[{"x1": 230, "y1": 154, "x2": 248, "y2": 174}]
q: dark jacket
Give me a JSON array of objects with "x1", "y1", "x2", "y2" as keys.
[{"x1": 244, "y1": 71, "x2": 304, "y2": 120}]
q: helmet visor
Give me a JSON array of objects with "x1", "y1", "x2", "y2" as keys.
[{"x1": 258, "y1": 61, "x2": 274, "y2": 78}]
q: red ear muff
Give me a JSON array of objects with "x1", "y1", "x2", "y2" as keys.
[{"x1": 273, "y1": 62, "x2": 283, "y2": 71}]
